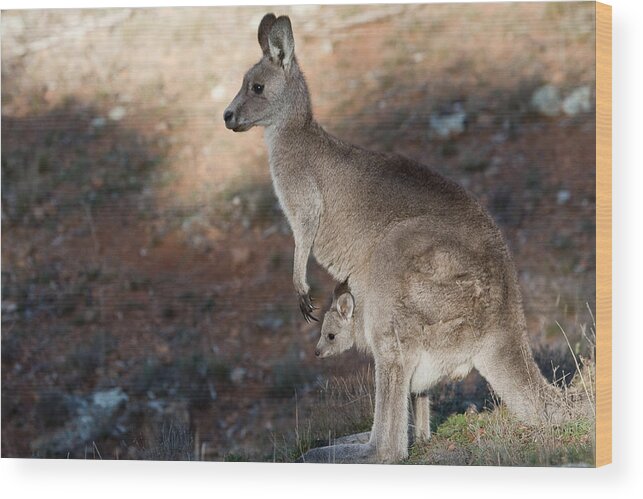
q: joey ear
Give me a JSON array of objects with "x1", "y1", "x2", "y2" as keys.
[
  {"x1": 336, "y1": 293, "x2": 354, "y2": 321},
  {"x1": 258, "y1": 13, "x2": 277, "y2": 57},
  {"x1": 268, "y1": 16, "x2": 295, "y2": 71}
]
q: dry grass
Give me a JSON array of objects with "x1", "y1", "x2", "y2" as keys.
[{"x1": 271, "y1": 365, "x2": 375, "y2": 462}]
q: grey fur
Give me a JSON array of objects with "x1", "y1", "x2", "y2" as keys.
[
  {"x1": 314, "y1": 281, "x2": 432, "y2": 450},
  {"x1": 225, "y1": 13, "x2": 568, "y2": 463}
]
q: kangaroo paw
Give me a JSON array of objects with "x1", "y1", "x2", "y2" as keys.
[{"x1": 298, "y1": 292, "x2": 318, "y2": 323}]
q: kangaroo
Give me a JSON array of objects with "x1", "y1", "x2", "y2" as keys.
[
  {"x1": 315, "y1": 280, "x2": 432, "y2": 445},
  {"x1": 224, "y1": 13, "x2": 570, "y2": 463}
]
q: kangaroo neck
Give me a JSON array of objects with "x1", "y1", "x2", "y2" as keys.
[{"x1": 264, "y1": 118, "x2": 324, "y2": 172}]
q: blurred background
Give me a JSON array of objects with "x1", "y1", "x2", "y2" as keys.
[{"x1": 2, "y1": 3, "x2": 596, "y2": 461}]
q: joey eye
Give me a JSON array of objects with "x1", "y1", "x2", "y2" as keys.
[
  {"x1": 328, "y1": 334, "x2": 335, "y2": 341},
  {"x1": 252, "y1": 83, "x2": 264, "y2": 95}
]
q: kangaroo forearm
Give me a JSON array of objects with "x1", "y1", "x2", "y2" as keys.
[
  {"x1": 292, "y1": 242, "x2": 311, "y2": 295},
  {"x1": 288, "y1": 195, "x2": 321, "y2": 294},
  {"x1": 286, "y1": 197, "x2": 321, "y2": 321}
]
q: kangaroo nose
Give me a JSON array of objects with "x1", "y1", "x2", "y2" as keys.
[
  {"x1": 314, "y1": 349, "x2": 320, "y2": 357},
  {"x1": 223, "y1": 110, "x2": 234, "y2": 123}
]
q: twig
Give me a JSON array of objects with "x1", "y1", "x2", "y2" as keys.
[
  {"x1": 555, "y1": 321, "x2": 595, "y2": 415},
  {"x1": 92, "y1": 441, "x2": 102, "y2": 460}
]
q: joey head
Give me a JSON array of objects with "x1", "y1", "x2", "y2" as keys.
[{"x1": 315, "y1": 283, "x2": 355, "y2": 359}]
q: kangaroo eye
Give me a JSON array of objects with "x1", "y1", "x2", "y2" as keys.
[
  {"x1": 328, "y1": 334, "x2": 335, "y2": 340},
  {"x1": 252, "y1": 83, "x2": 264, "y2": 95}
]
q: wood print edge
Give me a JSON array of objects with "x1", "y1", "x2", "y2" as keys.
[{"x1": 595, "y1": 0, "x2": 612, "y2": 468}]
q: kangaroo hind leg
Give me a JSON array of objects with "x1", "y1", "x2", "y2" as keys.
[
  {"x1": 474, "y1": 335, "x2": 562, "y2": 425},
  {"x1": 411, "y1": 392, "x2": 431, "y2": 443}
]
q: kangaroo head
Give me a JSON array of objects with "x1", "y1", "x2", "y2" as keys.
[
  {"x1": 315, "y1": 291, "x2": 355, "y2": 359},
  {"x1": 224, "y1": 13, "x2": 311, "y2": 132}
]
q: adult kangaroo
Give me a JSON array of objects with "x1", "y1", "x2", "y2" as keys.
[{"x1": 224, "y1": 13, "x2": 567, "y2": 463}]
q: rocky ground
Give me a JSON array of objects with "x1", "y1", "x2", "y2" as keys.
[{"x1": 2, "y1": 3, "x2": 596, "y2": 463}]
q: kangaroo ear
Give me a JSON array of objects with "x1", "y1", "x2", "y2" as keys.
[
  {"x1": 268, "y1": 16, "x2": 295, "y2": 71},
  {"x1": 336, "y1": 292, "x2": 354, "y2": 321},
  {"x1": 258, "y1": 13, "x2": 277, "y2": 57}
]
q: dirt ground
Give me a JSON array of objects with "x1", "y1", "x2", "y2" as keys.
[{"x1": 1, "y1": 3, "x2": 596, "y2": 462}]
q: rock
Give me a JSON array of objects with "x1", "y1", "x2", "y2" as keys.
[
  {"x1": 229, "y1": 367, "x2": 247, "y2": 385},
  {"x1": 31, "y1": 388, "x2": 128, "y2": 456},
  {"x1": 333, "y1": 431, "x2": 371, "y2": 445},
  {"x1": 562, "y1": 86, "x2": 592, "y2": 116},
  {"x1": 92, "y1": 387, "x2": 128, "y2": 410},
  {"x1": 429, "y1": 102, "x2": 467, "y2": 138},
  {"x1": 108, "y1": 106, "x2": 126, "y2": 121},
  {"x1": 255, "y1": 314, "x2": 284, "y2": 331},
  {"x1": 91, "y1": 116, "x2": 106, "y2": 128},
  {"x1": 531, "y1": 84, "x2": 561, "y2": 117},
  {"x1": 2, "y1": 301, "x2": 18, "y2": 314},
  {"x1": 557, "y1": 189, "x2": 571, "y2": 205}
]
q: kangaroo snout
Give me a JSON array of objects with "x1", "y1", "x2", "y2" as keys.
[
  {"x1": 223, "y1": 107, "x2": 251, "y2": 132},
  {"x1": 223, "y1": 108, "x2": 241, "y2": 131},
  {"x1": 314, "y1": 348, "x2": 320, "y2": 357}
]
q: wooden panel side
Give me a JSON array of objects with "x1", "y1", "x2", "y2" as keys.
[{"x1": 595, "y1": 0, "x2": 612, "y2": 468}]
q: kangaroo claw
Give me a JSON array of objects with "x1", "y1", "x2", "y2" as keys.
[{"x1": 299, "y1": 293, "x2": 318, "y2": 322}]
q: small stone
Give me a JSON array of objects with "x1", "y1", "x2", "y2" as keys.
[
  {"x1": 2, "y1": 301, "x2": 17, "y2": 314},
  {"x1": 108, "y1": 106, "x2": 126, "y2": 121},
  {"x1": 531, "y1": 84, "x2": 560, "y2": 117},
  {"x1": 229, "y1": 367, "x2": 247, "y2": 385},
  {"x1": 429, "y1": 102, "x2": 467, "y2": 138},
  {"x1": 52, "y1": 235, "x2": 65, "y2": 247},
  {"x1": 208, "y1": 382, "x2": 218, "y2": 401},
  {"x1": 256, "y1": 314, "x2": 284, "y2": 331},
  {"x1": 557, "y1": 189, "x2": 571, "y2": 205},
  {"x1": 562, "y1": 86, "x2": 592, "y2": 116},
  {"x1": 91, "y1": 117, "x2": 106, "y2": 128},
  {"x1": 92, "y1": 388, "x2": 128, "y2": 410}
]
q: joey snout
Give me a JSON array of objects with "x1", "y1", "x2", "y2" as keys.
[{"x1": 314, "y1": 337, "x2": 333, "y2": 359}]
